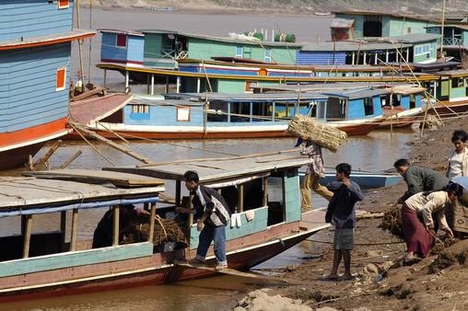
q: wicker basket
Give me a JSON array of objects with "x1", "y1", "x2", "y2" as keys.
[{"x1": 287, "y1": 115, "x2": 347, "y2": 152}]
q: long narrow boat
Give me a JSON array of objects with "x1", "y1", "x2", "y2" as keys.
[
  {"x1": 0, "y1": 0, "x2": 94, "y2": 169},
  {"x1": 67, "y1": 84, "x2": 399, "y2": 139},
  {"x1": 0, "y1": 153, "x2": 329, "y2": 301},
  {"x1": 315, "y1": 170, "x2": 403, "y2": 188}
]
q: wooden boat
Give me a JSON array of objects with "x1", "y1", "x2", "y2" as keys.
[
  {"x1": 0, "y1": 153, "x2": 329, "y2": 301},
  {"x1": 306, "y1": 170, "x2": 403, "y2": 188},
  {"x1": 67, "y1": 84, "x2": 400, "y2": 139},
  {"x1": 0, "y1": 1, "x2": 94, "y2": 169}
]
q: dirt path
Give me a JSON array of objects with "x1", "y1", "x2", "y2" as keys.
[{"x1": 235, "y1": 116, "x2": 468, "y2": 311}]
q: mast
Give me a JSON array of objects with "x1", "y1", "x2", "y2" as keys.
[{"x1": 440, "y1": 0, "x2": 446, "y2": 59}]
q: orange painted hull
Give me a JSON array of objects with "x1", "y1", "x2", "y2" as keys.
[{"x1": 0, "y1": 118, "x2": 68, "y2": 169}]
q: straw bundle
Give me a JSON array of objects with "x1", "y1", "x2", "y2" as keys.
[
  {"x1": 121, "y1": 216, "x2": 188, "y2": 247},
  {"x1": 287, "y1": 115, "x2": 347, "y2": 152}
]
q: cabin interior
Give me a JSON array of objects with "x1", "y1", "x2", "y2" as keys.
[{"x1": 0, "y1": 168, "x2": 299, "y2": 262}]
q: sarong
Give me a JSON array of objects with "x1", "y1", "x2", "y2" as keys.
[{"x1": 401, "y1": 204, "x2": 434, "y2": 257}]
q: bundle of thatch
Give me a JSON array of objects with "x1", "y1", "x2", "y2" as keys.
[
  {"x1": 287, "y1": 115, "x2": 347, "y2": 152},
  {"x1": 379, "y1": 206, "x2": 404, "y2": 240},
  {"x1": 121, "y1": 216, "x2": 188, "y2": 247}
]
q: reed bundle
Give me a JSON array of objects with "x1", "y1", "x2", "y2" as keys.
[
  {"x1": 379, "y1": 206, "x2": 404, "y2": 240},
  {"x1": 122, "y1": 216, "x2": 188, "y2": 246},
  {"x1": 287, "y1": 115, "x2": 347, "y2": 152}
]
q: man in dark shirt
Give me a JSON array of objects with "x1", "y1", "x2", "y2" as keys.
[
  {"x1": 394, "y1": 158, "x2": 449, "y2": 204},
  {"x1": 324, "y1": 163, "x2": 364, "y2": 280}
]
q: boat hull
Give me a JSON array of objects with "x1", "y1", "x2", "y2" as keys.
[
  {"x1": 0, "y1": 118, "x2": 69, "y2": 169},
  {"x1": 0, "y1": 219, "x2": 324, "y2": 302}
]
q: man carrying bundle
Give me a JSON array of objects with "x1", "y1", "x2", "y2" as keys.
[{"x1": 296, "y1": 137, "x2": 333, "y2": 212}]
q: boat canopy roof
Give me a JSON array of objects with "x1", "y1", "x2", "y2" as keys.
[
  {"x1": 0, "y1": 170, "x2": 165, "y2": 217},
  {"x1": 322, "y1": 88, "x2": 390, "y2": 100},
  {"x1": 165, "y1": 92, "x2": 327, "y2": 102},
  {"x1": 104, "y1": 153, "x2": 312, "y2": 183}
]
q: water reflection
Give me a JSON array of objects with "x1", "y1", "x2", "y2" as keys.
[
  {"x1": 0, "y1": 275, "x2": 254, "y2": 311},
  {"x1": 39, "y1": 130, "x2": 417, "y2": 172}
]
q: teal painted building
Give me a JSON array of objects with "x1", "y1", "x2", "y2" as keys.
[
  {"x1": 332, "y1": 11, "x2": 438, "y2": 40},
  {"x1": 139, "y1": 30, "x2": 303, "y2": 68}
]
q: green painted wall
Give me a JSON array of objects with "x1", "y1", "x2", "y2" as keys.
[
  {"x1": 412, "y1": 41, "x2": 437, "y2": 63},
  {"x1": 0, "y1": 243, "x2": 154, "y2": 278},
  {"x1": 189, "y1": 207, "x2": 269, "y2": 249},
  {"x1": 187, "y1": 38, "x2": 297, "y2": 64},
  {"x1": 283, "y1": 171, "x2": 301, "y2": 223},
  {"x1": 336, "y1": 14, "x2": 437, "y2": 38},
  {"x1": 144, "y1": 33, "x2": 178, "y2": 68},
  {"x1": 387, "y1": 18, "x2": 436, "y2": 37}
]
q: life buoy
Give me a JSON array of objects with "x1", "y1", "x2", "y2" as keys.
[{"x1": 258, "y1": 68, "x2": 267, "y2": 76}]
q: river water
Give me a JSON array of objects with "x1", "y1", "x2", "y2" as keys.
[{"x1": 0, "y1": 7, "x2": 420, "y2": 311}]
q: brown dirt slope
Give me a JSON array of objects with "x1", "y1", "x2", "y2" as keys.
[{"x1": 237, "y1": 116, "x2": 468, "y2": 311}]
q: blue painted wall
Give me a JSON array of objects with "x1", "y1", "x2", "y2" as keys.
[
  {"x1": 0, "y1": 43, "x2": 71, "y2": 132},
  {"x1": 296, "y1": 51, "x2": 347, "y2": 65},
  {"x1": 0, "y1": 0, "x2": 74, "y2": 42},
  {"x1": 101, "y1": 32, "x2": 144, "y2": 65}
]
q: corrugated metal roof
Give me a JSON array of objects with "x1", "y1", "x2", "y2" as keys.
[
  {"x1": 301, "y1": 40, "x2": 412, "y2": 52},
  {"x1": 330, "y1": 18, "x2": 355, "y2": 28},
  {"x1": 322, "y1": 88, "x2": 390, "y2": 99},
  {"x1": 138, "y1": 29, "x2": 303, "y2": 47},
  {"x1": 333, "y1": 11, "x2": 439, "y2": 23},
  {"x1": 98, "y1": 29, "x2": 145, "y2": 37},
  {"x1": 165, "y1": 92, "x2": 327, "y2": 102},
  {"x1": 389, "y1": 33, "x2": 440, "y2": 43},
  {"x1": 105, "y1": 153, "x2": 312, "y2": 183}
]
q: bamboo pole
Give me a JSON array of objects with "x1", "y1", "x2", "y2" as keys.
[
  {"x1": 149, "y1": 203, "x2": 156, "y2": 243},
  {"x1": 113, "y1": 206, "x2": 120, "y2": 246},
  {"x1": 70, "y1": 122, "x2": 154, "y2": 164},
  {"x1": 59, "y1": 150, "x2": 83, "y2": 169},
  {"x1": 22, "y1": 215, "x2": 33, "y2": 259},
  {"x1": 70, "y1": 209, "x2": 79, "y2": 251},
  {"x1": 33, "y1": 140, "x2": 62, "y2": 170}
]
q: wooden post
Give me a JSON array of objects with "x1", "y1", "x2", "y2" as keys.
[
  {"x1": 263, "y1": 177, "x2": 268, "y2": 206},
  {"x1": 113, "y1": 205, "x2": 120, "y2": 246},
  {"x1": 149, "y1": 203, "x2": 156, "y2": 243},
  {"x1": 103, "y1": 69, "x2": 107, "y2": 89},
  {"x1": 22, "y1": 215, "x2": 33, "y2": 259},
  {"x1": 176, "y1": 180, "x2": 181, "y2": 206},
  {"x1": 70, "y1": 209, "x2": 79, "y2": 251},
  {"x1": 60, "y1": 211, "x2": 67, "y2": 251},
  {"x1": 238, "y1": 184, "x2": 244, "y2": 213}
]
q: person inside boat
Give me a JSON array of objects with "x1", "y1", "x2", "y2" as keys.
[
  {"x1": 394, "y1": 158, "x2": 449, "y2": 204},
  {"x1": 296, "y1": 137, "x2": 333, "y2": 212},
  {"x1": 92, "y1": 204, "x2": 147, "y2": 248},
  {"x1": 446, "y1": 130, "x2": 468, "y2": 179},
  {"x1": 401, "y1": 182, "x2": 463, "y2": 264},
  {"x1": 175, "y1": 170, "x2": 231, "y2": 270},
  {"x1": 324, "y1": 163, "x2": 364, "y2": 280}
]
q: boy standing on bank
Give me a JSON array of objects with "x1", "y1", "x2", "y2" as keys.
[{"x1": 325, "y1": 163, "x2": 364, "y2": 280}]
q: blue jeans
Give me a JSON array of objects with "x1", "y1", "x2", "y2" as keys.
[{"x1": 196, "y1": 224, "x2": 227, "y2": 265}]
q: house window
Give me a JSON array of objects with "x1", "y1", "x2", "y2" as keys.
[
  {"x1": 116, "y1": 34, "x2": 127, "y2": 47},
  {"x1": 235, "y1": 46, "x2": 244, "y2": 58},
  {"x1": 177, "y1": 107, "x2": 190, "y2": 121},
  {"x1": 58, "y1": 0, "x2": 69, "y2": 9},
  {"x1": 56, "y1": 68, "x2": 66, "y2": 91},
  {"x1": 364, "y1": 97, "x2": 374, "y2": 116},
  {"x1": 264, "y1": 49, "x2": 272, "y2": 63},
  {"x1": 131, "y1": 105, "x2": 149, "y2": 114}
]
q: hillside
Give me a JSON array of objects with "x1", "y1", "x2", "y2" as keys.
[{"x1": 90, "y1": 0, "x2": 468, "y2": 16}]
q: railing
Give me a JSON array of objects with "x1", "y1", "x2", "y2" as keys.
[{"x1": 442, "y1": 38, "x2": 463, "y2": 46}]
